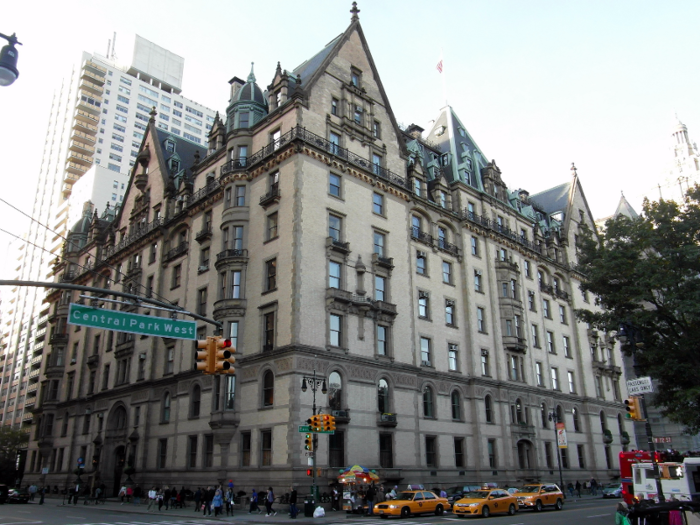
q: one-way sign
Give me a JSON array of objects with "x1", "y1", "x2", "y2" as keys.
[{"x1": 627, "y1": 376, "x2": 654, "y2": 395}]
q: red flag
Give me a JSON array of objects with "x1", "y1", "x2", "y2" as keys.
[{"x1": 436, "y1": 60, "x2": 443, "y2": 73}]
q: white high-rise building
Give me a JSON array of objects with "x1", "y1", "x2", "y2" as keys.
[{"x1": 0, "y1": 35, "x2": 217, "y2": 435}]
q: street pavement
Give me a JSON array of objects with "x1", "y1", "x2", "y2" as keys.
[{"x1": 0, "y1": 493, "x2": 616, "y2": 525}]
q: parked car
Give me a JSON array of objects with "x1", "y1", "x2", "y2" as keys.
[
  {"x1": 7, "y1": 488, "x2": 30, "y2": 504},
  {"x1": 516, "y1": 484, "x2": 564, "y2": 511},
  {"x1": 374, "y1": 490, "x2": 450, "y2": 518},
  {"x1": 602, "y1": 483, "x2": 623, "y2": 498},
  {"x1": 445, "y1": 484, "x2": 495, "y2": 505},
  {"x1": 452, "y1": 488, "x2": 518, "y2": 518}
]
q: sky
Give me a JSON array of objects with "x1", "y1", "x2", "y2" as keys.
[{"x1": 1, "y1": 0, "x2": 699, "y2": 261}]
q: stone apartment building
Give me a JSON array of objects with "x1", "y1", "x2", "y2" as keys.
[{"x1": 23, "y1": 6, "x2": 632, "y2": 495}]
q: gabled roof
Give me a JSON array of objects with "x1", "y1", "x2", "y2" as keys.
[
  {"x1": 613, "y1": 193, "x2": 639, "y2": 220},
  {"x1": 529, "y1": 182, "x2": 572, "y2": 215},
  {"x1": 292, "y1": 34, "x2": 343, "y2": 88}
]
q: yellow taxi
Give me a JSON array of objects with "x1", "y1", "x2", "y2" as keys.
[
  {"x1": 516, "y1": 483, "x2": 564, "y2": 511},
  {"x1": 452, "y1": 488, "x2": 518, "y2": 518},
  {"x1": 375, "y1": 490, "x2": 450, "y2": 518}
]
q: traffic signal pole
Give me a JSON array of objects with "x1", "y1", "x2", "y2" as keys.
[
  {"x1": 301, "y1": 369, "x2": 327, "y2": 503},
  {"x1": 641, "y1": 394, "x2": 665, "y2": 502}
]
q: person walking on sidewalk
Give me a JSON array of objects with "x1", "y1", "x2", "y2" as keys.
[
  {"x1": 164, "y1": 487, "x2": 171, "y2": 510},
  {"x1": 133, "y1": 485, "x2": 142, "y2": 505},
  {"x1": 575, "y1": 480, "x2": 582, "y2": 498},
  {"x1": 194, "y1": 488, "x2": 202, "y2": 511},
  {"x1": 289, "y1": 486, "x2": 298, "y2": 519},
  {"x1": 250, "y1": 488, "x2": 261, "y2": 514},
  {"x1": 265, "y1": 487, "x2": 277, "y2": 516},
  {"x1": 147, "y1": 487, "x2": 157, "y2": 512},
  {"x1": 157, "y1": 488, "x2": 165, "y2": 512},
  {"x1": 213, "y1": 488, "x2": 224, "y2": 517},
  {"x1": 119, "y1": 485, "x2": 127, "y2": 504},
  {"x1": 203, "y1": 486, "x2": 214, "y2": 516},
  {"x1": 225, "y1": 486, "x2": 234, "y2": 516}
]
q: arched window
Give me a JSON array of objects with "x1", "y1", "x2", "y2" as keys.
[
  {"x1": 378, "y1": 379, "x2": 389, "y2": 413},
  {"x1": 541, "y1": 403, "x2": 548, "y2": 428},
  {"x1": 191, "y1": 384, "x2": 201, "y2": 418},
  {"x1": 263, "y1": 371, "x2": 274, "y2": 407},
  {"x1": 451, "y1": 391, "x2": 461, "y2": 420},
  {"x1": 162, "y1": 392, "x2": 171, "y2": 423},
  {"x1": 573, "y1": 407, "x2": 581, "y2": 432},
  {"x1": 515, "y1": 398, "x2": 525, "y2": 424},
  {"x1": 328, "y1": 371, "x2": 342, "y2": 411},
  {"x1": 556, "y1": 405, "x2": 564, "y2": 426},
  {"x1": 423, "y1": 386, "x2": 434, "y2": 418},
  {"x1": 485, "y1": 395, "x2": 493, "y2": 423},
  {"x1": 600, "y1": 411, "x2": 607, "y2": 431},
  {"x1": 109, "y1": 406, "x2": 127, "y2": 431}
]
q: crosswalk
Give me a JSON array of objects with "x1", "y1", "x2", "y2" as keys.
[{"x1": 65, "y1": 521, "x2": 221, "y2": 525}]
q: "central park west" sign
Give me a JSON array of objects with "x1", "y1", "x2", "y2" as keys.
[{"x1": 68, "y1": 303, "x2": 197, "y2": 340}]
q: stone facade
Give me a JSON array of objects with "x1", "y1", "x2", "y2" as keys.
[{"x1": 23, "y1": 9, "x2": 632, "y2": 496}]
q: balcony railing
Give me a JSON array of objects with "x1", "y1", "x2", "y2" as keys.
[
  {"x1": 163, "y1": 242, "x2": 189, "y2": 263},
  {"x1": 102, "y1": 218, "x2": 164, "y2": 260},
  {"x1": 377, "y1": 413, "x2": 397, "y2": 427},
  {"x1": 259, "y1": 184, "x2": 281, "y2": 207},
  {"x1": 437, "y1": 238, "x2": 459, "y2": 257},
  {"x1": 195, "y1": 225, "x2": 213, "y2": 243},
  {"x1": 190, "y1": 180, "x2": 221, "y2": 205},
  {"x1": 411, "y1": 228, "x2": 433, "y2": 246},
  {"x1": 217, "y1": 126, "x2": 409, "y2": 191},
  {"x1": 462, "y1": 209, "x2": 544, "y2": 256},
  {"x1": 326, "y1": 237, "x2": 350, "y2": 254},
  {"x1": 372, "y1": 253, "x2": 394, "y2": 270},
  {"x1": 216, "y1": 249, "x2": 248, "y2": 263}
]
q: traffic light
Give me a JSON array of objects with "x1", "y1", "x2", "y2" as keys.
[
  {"x1": 327, "y1": 415, "x2": 336, "y2": 432},
  {"x1": 308, "y1": 414, "x2": 322, "y2": 431},
  {"x1": 196, "y1": 338, "x2": 215, "y2": 374},
  {"x1": 306, "y1": 469, "x2": 313, "y2": 476},
  {"x1": 304, "y1": 433, "x2": 313, "y2": 451},
  {"x1": 320, "y1": 414, "x2": 331, "y2": 431},
  {"x1": 625, "y1": 397, "x2": 643, "y2": 420},
  {"x1": 213, "y1": 337, "x2": 236, "y2": 374}
]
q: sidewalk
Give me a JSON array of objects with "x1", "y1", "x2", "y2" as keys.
[{"x1": 39, "y1": 495, "x2": 345, "y2": 524}]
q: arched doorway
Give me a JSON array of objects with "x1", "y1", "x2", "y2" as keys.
[
  {"x1": 517, "y1": 439, "x2": 534, "y2": 470},
  {"x1": 112, "y1": 445, "x2": 125, "y2": 496}
]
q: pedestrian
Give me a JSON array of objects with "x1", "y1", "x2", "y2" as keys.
[
  {"x1": 28, "y1": 484, "x2": 37, "y2": 501},
  {"x1": 439, "y1": 487, "x2": 446, "y2": 499},
  {"x1": 265, "y1": 486, "x2": 277, "y2": 516},
  {"x1": 250, "y1": 488, "x2": 261, "y2": 514},
  {"x1": 615, "y1": 501, "x2": 630, "y2": 525},
  {"x1": 73, "y1": 484, "x2": 80, "y2": 505},
  {"x1": 365, "y1": 484, "x2": 376, "y2": 515},
  {"x1": 203, "y1": 486, "x2": 214, "y2": 516},
  {"x1": 94, "y1": 485, "x2": 102, "y2": 504},
  {"x1": 39, "y1": 486, "x2": 45, "y2": 505},
  {"x1": 213, "y1": 488, "x2": 224, "y2": 517},
  {"x1": 225, "y1": 487, "x2": 234, "y2": 516},
  {"x1": 119, "y1": 485, "x2": 127, "y2": 504},
  {"x1": 575, "y1": 480, "x2": 582, "y2": 498},
  {"x1": 148, "y1": 486, "x2": 157, "y2": 512},
  {"x1": 289, "y1": 486, "x2": 298, "y2": 519},
  {"x1": 567, "y1": 482, "x2": 574, "y2": 498},
  {"x1": 126, "y1": 485, "x2": 133, "y2": 503},
  {"x1": 590, "y1": 478, "x2": 598, "y2": 497},
  {"x1": 164, "y1": 487, "x2": 172, "y2": 510},
  {"x1": 179, "y1": 487, "x2": 187, "y2": 509},
  {"x1": 331, "y1": 486, "x2": 340, "y2": 511},
  {"x1": 194, "y1": 487, "x2": 201, "y2": 511},
  {"x1": 157, "y1": 488, "x2": 165, "y2": 511},
  {"x1": 133, "y1": 485, "x2": 142, "y2": 505}
]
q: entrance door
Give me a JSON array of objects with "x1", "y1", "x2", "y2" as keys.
[{"x1": 113, "y1": 446, "x2": 125, "y2": 497}]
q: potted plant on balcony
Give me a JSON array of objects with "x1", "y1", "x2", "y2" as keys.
[
  {"x1": 603, "y1": 429, "x2": 613, "y2": 444},
  {"x1": 621, "y1": 431, "x2": 631, "y2": 445},
  {"x1": 123, "y1": 464, "x2": 135, "y2": 485}
]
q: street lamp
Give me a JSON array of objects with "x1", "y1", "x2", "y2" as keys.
[
  {"x1": 618, "y1": 322, "x2": 665, "y2": 502},
  {"x1": 548, "y1": 410, "x2": 565, "y2": 494},
  {"x1": 0, "y1": 32, "x2": 21, "y2": 86},
  {"x1": 301, "y1": 368, "x2": 327, "y2": 502}
]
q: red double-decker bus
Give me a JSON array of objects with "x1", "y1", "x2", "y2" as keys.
[{"x1": 619, "y1": 451, "x2": 653, "y2": 505}]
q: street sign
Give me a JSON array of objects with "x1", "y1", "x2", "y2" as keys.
[
  {"x1": 298, "y1": 425, "x2": 334, "y2": 434},
  {"x1": 69, "y1": 303, "x2": 197, "y2": 340},
  {"x1": 627, "y1": 377, "x2": 654, "y2": 396}
]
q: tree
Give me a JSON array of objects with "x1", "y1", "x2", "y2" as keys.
[
  {"x1": 0, "y1": 426, "x2": 28, "y2": 484},
  {"x1": 576, "y1": 185, "x2": 700, "y2": 432}
]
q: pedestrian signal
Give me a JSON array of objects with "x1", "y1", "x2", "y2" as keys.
[{"x1": 306, "y1": 469, "x2": 313, "y2": 476}]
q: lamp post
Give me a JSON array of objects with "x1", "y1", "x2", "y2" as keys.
[
  {"x1": 548, "y1": 410, "x2": 565, "y2": 493},
  {"x1": 618, "y1": 323, "x2": 665, "y2": 502},
  {"x1": 0, "y1": 32, "x2": 21, "y2": 86},
  {"x1": 301, "y1": 368, "x2": 327, "y2": 502}
]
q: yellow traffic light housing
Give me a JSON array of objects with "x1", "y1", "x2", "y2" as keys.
[
  {"x1": 196, "y1": 338, "x2": 215, "y2": 374},
  {"x1": 308, "y1": 414, "x2": 322, "y2": 431},
  {"x1": 625, "y1": 397, "x2": 643, "y2": 420},
  {"x1": 213, "y1": 337, "x2": 236, "y2": 374},
  {"x1": 304, "y1": 433, "x2": 313, "y2": 451},
  {"x1": 321, "y1": 414, "x2": 331, "y2": 431},
  {"x1": 327, "y1": 415, "x2": 336, "y2": 432}
]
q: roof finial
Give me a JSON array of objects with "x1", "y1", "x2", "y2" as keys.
[
  {"x1": 149, "y1": 106, "x2": 157, "y2": 122},
  {"x1": 247, "y1": 62, "x2": 256, "y2": 83},
  {"x1": 571, "y1": 162, "x2": 577, "y2": 175},
  {"x1": 350, "y1": 2, "x2": 360, "y2": 22}
]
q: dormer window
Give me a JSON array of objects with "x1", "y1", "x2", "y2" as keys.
[
  {"x1": 239, "y1": 111, "x2": 249, "y2": 128},
  {"x1": 351, "y1": 68, "x2": 361, "y2": 87},
  {"x1": 169, "y1": 159, "x2": 180, "y2": 172},
  {"x1": 434, "y1": 126, "x2": 446, "y2": 136},
  {"x1": 165, "y1": 140, "x2": 175, "y2": 153}
]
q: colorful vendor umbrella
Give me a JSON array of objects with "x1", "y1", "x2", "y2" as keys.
[{"x1": 338, "y1": 465, "x2": 379, "y2": 483}]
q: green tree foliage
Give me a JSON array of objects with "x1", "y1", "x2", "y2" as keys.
[
  {"x1": 0, "y1": 426, "x2": 28, "y2": 484},
  {"x1": 576, "y1": 185, "x2": 700, "y2": 432}
]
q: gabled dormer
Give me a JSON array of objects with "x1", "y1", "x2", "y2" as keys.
[{"x1": 225, "y1": 63, "x2": 269, "y2": 133}]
